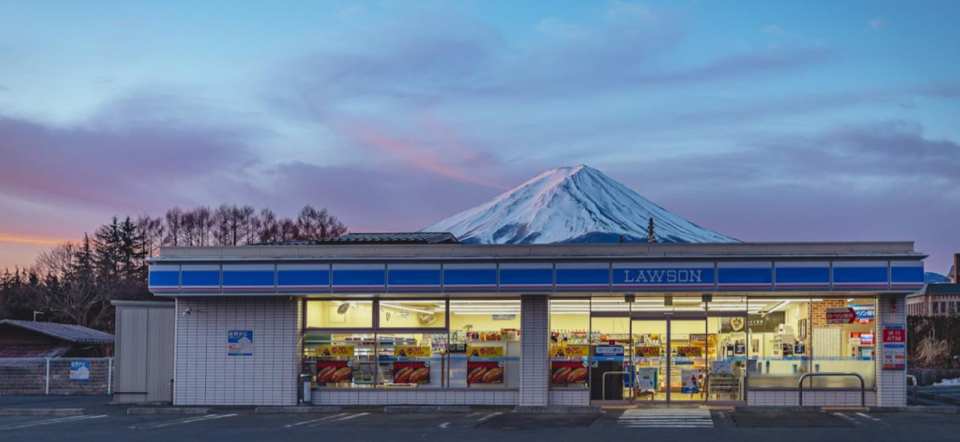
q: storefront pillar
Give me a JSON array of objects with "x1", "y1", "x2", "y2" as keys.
[
  {"x1": 519, "y1": 295, "x2": 550, "y2": 407},
  {"x1": 875, "y1": 293, "x2": 908, "y2": 407}
]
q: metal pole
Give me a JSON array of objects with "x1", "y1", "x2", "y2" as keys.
[
  {"x1": 107, "y1": 358, "x2": 113, "y2": 395},
  {"x1": 44, "y1": 359, "x2": 50, "y2": 395}
]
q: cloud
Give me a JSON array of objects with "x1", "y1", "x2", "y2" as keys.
[
  {"x1": 0, "y1": 93, "x2": 263, "y2": 213},
  {"x1": 762, "y1": 24, "x2": 784, "y2": 35},
  {"x1": 868, "y1": 18, "x2": 887, "y2": 31}
]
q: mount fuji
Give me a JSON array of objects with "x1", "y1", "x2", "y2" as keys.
[{"x1": 422, "y1": 165, "x2": 738, "y2": 244}]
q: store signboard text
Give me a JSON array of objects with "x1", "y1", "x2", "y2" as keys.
[{"x1": 621, "y1": 269, "x2": 705, "y2": 284}]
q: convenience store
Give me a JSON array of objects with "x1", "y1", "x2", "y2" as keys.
[{"x1": 147, "y1": 238, "x2": 923, "y2": 408}]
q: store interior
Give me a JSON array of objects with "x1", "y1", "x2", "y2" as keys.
[{"x1": 303, "y1": 296, "x2": 876, "y2": 400}]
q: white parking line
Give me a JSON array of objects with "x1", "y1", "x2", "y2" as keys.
[
  {"x1": 284, "y1": 413, "x2": 347, "y2": 428},
  {"x1": 0, "y1": 414, "x2": 107, "y2": 431},
  {"x1": 332, "y1": 412, "x2": 369, "y2": 422},
  {"x1": 832, "y1": 412, "x2": 862, "y2": 426},
  {"x1": 131, "y1": 413, "x2": 238, "y2": 430},
  {"x1": 619, "y1": 409, "x2": 714, "y2": 428},
  {"x1": 438, "y1": 421, "x2": 451, "y2": 429},
  {"x1": 476, "y1": 412, "x2": 503, "y2": 423},
  {"x1": 856, "y1": 412, "x2": 881, "y2": 422}
]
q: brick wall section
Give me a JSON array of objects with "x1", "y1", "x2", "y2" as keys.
[
  {"x1": 174, "y1": 297, "x2": 302, "y2": 406},
  {"x1": 520, "y1": 295, "x2": 549, "y2": 406},
  {"x1": 876, "y1": 293, "x2": 907, "y2": 407},
  {"x1": 548, "y1": 389, "x2": 590, "y2": 406}
]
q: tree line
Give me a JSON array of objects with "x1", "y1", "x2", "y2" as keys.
[{"x1": 0, "y1": 205, "x2": 347, "y2": 332}]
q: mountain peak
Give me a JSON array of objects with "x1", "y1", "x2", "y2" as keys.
[{"x1": 422, "y1": 166, "x2": 738, "y2": 244}]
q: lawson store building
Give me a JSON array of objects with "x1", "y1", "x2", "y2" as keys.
[{"x1": 147, "y1": 235, "x2": 923, "y2": 408}]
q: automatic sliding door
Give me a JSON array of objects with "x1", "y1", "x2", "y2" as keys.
[
  {"x1": 632, "y1": 320, "x2": 668, "y2": 401},
  {"x1": 669, "y1": 320, "x2": 707, "y2": 402}
]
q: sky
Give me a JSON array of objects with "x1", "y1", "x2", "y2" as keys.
[{"x1": 0, "y1": 0, "x2": 958, "y2": 273}]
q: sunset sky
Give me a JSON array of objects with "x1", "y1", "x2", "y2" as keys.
[{"x1": 1, "y1": 0, "x2": 958, "y2": 273}]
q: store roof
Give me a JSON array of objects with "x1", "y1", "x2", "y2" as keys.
[
  {"x1": 264, "y1": 232, "x2": 459, "y2": 246},
  {"x1": 908, "y1": 283, "x2": 960, "y2": 298},
  {"x1": 0, "y1": 320, "x2": 115, "y2": 344}
]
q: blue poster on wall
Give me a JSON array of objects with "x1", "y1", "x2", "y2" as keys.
[{"x1": 227, "y1": 330, "x2": 254, "y2": 356}]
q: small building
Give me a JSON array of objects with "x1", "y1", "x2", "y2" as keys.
[
  {"x1": 907, "y1": 283, "x2": 960, "y2": 316},
  {"x1": 0, "y1": 320, "x2": 114, "y2": 358},
  {"x1": 147, "y1": 238, "x2": 923, "y2": 408}
]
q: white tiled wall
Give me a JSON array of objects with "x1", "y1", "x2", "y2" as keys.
[
  {"x1": 174, "y1": 297, "x2": 302, "y2": 406},
  {"x1": 748, "y1": 391, "x2": 877, "y2": 407},
  {"x1": 876, "y1": 293, "x2": 907, "y2": 407},
  {"x1": 548, "y1": 389, "x2": 590, "y2": 406},
  {"x1": 520, "y1": 295, "x2": 550, "y2": 406},
  {"x1": 312, "y1": 389, "x2": 519, "y2": 406}
]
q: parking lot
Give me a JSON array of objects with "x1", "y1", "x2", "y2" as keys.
[{"x1": 2, "y1": 396, "x2": 960, "y2": 442}]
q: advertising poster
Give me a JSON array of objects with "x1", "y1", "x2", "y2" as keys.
[
  {"x1": 69, "y1": 361, "x2": 90, "y2": 382},
  {"x1": 467, "y1": 361, "x2": 504, "y2": 384},
  {"x1": 635, "y1": 346, "x2": 661, "y2": 358},
  {"x1": 315, "y1": 345, "x2": 355, "y2": 358},
  {"x1": 394, "y1": 346, "x2": 431, "y2": 358},
  {"x1": 711, "y1": 360, "x2": 732, "y2": 374},
  {"x1": 676, "y1": 347, "x2": 702, "y2": 357},
  {"x1": 551, "y1": 345, "x2": 588, "y2": 358},
  {"x1": 680, "y1": 369, "x2": 703, "y2": 393},
  {"x1": 466, "y1": 345, "x2": 504, "y2": 358},
  {"x1": 316, "y1": 360, "x2": 353, "y2": 383},
  {"x1": 551, "y1": 360, "x2": 588, "y2": 385},
  {"x1": 393, "y1": 361, "x2": 431, "y2": 384},
  {"x1": 882, "y1": 325, "x2": 906, "y2": 370},
  {"x1": 227, "y1": 330, "x2": 253, "y2": 356},
  {"x1": 635, "y1": 368, "x2": 657, "y2": 391}
]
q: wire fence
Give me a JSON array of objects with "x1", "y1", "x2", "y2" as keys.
[{"x1": 0, "y1": 358, "x2": 113, "y2": 395}]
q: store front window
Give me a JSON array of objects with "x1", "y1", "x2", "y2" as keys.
[
  {"x1": 806, "y1": 298, "x2": 877, "y2": 389},
  {"x1": 378, "y1": 300, "x2": 447, "y2": 329},
  {"x1": 306, "y1": 300, "x2": 374, "y2": 328},
  {"x1": 550, "y1": 299, "x2": 590, "y2": 390},
  {"x1": 448, "y1": 300, "x2": 521, "y2": 389}
]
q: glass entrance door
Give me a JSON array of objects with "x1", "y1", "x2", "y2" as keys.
[
  {"x1": 669, "y1": 320, "x2": 708, "y2": 403},
  {"x1": 632, "y1": 320, "x2": 667, "y2": 401}
]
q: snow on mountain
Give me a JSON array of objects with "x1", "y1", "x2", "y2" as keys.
[{"x1": 422, "y1": 165, "x2": 738, "y2": 244}]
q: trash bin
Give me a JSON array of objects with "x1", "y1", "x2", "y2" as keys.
[{"x1": 300, "y1": 374, "x2": 312, "y2": 404}]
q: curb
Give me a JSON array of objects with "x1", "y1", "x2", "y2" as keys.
[
  {"x1": 515, "y1": 406, "x2": 603, "y2": 414},
  {"x1": 733, "y1": 406, "x2": 824, "y2": 413},
  {"x1": 0, "y1": 408, "x2": 86, "y2": 417},
  {"x1": 384, "y1": 406, "x2": 471, "y2": 414},
  {"x1": 870, "y1": 406, "x2": 957, "y2": 413},
  {"x1": 127, "y1": 407, "x2": 211, "y2": 415},
  {"x1": 256, "y1": 406, "x2": 342, "y2": 414},
  {"x1": 917, "y1": 392, "x2": 960, "y2": 406}
]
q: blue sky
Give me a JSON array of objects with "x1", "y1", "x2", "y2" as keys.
[{"x1": 0, "y1": 0, "x2": 958, "y2": 272}]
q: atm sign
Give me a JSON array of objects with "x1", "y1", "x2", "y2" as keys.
[{"x1": 883, "y1": 328, "x2": 905, "y2": 343}]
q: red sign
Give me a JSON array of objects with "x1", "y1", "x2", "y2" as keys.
[
  {"x1": 393, "y1": 361, "x2": 430, "y2": 384},
  {"x1": 883, "y1": 328, "x2": 905, "y2": 343},
  {"x1": 467, "y1": 361, "x2": 504, "y2": 384},
  {"x1": 316, "y1": 361, "x2": 352, "y2": 384},
  {"x1": 551, "y1": 361, "x2": 588, "y2": 385},
  {"x1": 826, "y1": 307, "x2": 856, "y2": 324}
]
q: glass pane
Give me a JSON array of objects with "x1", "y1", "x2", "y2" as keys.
[
  {"x1": 808, "y1": 298, "x2": 876, "y2": 389},
  {"x1": 632, "y1": 295, "x2": 706, "y2": 314},
  {"x1": 550, "y1": 299, "x2": 590, "y2": 390},
  {"x1": 590, "y1": 316, "x2": 631, "y2": 401},
  {"x1": 633, "y1": 320, "x2": 667, "y2": 401},
  {"x1": 305, "y1": 332, "x2": 376, "y2": 388},
  {"x1": 746, "y1": 298, "x2": 812, "y2": 388},
  {"x1": 378, "y1": 300, "x2": 447, "y2": 328},
  {"x1": 448, "y1": 300, "x2": 521, "y2": 388},
  {"x1": 707, "y1": 316, "x2": 746, "y2": 401},
  {"x1": 670, "y1": 320, "x2": 707, "y2": 402},
  {"x1": 376, "y1": 333, "x2": 446, "y2": 388},
  {"x1": 305, "y1": 300, "x2": 374, "y2": 328}
]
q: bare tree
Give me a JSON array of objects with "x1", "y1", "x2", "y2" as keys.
[{"x1": 164, "y1": 207, "x2": 184, "y2": 246}]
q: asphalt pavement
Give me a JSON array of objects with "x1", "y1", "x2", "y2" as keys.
[{"x1": 1, "y1": 396, "x2": 959, "y2": 442}]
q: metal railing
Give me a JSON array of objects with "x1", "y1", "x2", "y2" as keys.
[
  {"x1": 0, "y1": 358, "x2": 113, "y2": 395},
  {"x1": 602, "y1": 371, "x2": 631, "y2": 401},
  {"x1": 798, "y1": 372, "x2": 865, "y2": 407},
  {"x1": 906, "y1": 375, "x2": 918, "y2": 405}
]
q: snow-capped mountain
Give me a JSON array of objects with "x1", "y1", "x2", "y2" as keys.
[{"x1": 422, "y1": 165, "x2": 738, "y2": 244}]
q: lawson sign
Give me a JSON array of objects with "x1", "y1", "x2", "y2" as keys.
[{"x1": 613, "y1": 263, "x2": 715, "y2": 290}]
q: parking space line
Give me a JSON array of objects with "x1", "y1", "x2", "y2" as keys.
[
  {"x1": 476, "y1": 412, "x2": 503, "y2": 423},
  {"x1": 855, "y1": 412, "x2": 881, "y2": 422},
  {"x1": 284, "y1": 413, "x2": 347, "y2": 428},
  {"x1": 439, "y1": 421, "x2": 450, "y2": 429},
  {"x1": 832, "y1": 413, "x2": 861, "y2": 427},
  {"x1": 332, "y1": 412, "x2": 369, "y2": 422},
  {"x1": 131, "y1": 413, "x2": 238, "y2": 430},
  {"x1": 0, "y1": 414, "x2": 107, "y2": 431}
]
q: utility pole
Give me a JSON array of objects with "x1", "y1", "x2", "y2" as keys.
[{"x1": 647, "y1": 218, "x2": 657, "y2": 243}]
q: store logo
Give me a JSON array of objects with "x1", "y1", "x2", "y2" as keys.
[
  {"x1": 730, "y1": 317, "x2": 745, "y2": 332},
  {"x1": 621, "y1": 269, "x2": 704, "y2": 284}
]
